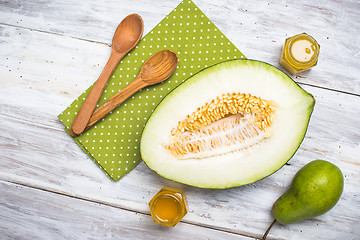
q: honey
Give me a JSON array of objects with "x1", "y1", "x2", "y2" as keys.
[
  {"x1": 149, "y1": 186, "x2": 188, "y2": 227},
  {"x1": 280, "y1": 33, "x2": 320, "y2": 75}
]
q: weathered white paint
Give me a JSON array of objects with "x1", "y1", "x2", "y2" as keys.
[
  {"x1": 0, "y1": 0, "x2": 359, "y2": 239},
  {"x1": 0, "y1": 180, "x2": 252, "y2": 240},
  {"x1": 0, "y1": 0, "x2": 359, "y2": 95}
]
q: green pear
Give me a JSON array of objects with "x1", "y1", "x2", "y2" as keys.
[{"x1": 272, "y1": 160, "x2": 344, "y2": 224}]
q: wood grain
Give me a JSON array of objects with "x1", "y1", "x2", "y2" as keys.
[
  {"x1": 70, "y1": 49, "x2": 125, "y2": 136},
  {"x1": 85, "y1": 50, "x2": 178, "y2": 132},
  {"x1": 0, "y1": 180, "x2": 252, "y2": 240},
  {"x1": 71, "y1": 14, "x2": 144, "y2": 136},
  {"x1": 0, "y1": 0, "x2": 359, "y2": 239},
  {"x1": 0, "y1": 0, "x2": 359, "y2": 95}
]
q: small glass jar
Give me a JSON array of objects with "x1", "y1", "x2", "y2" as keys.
[
  {"x1": 149, "y1": 186, "x2": 188, "y2": 227},
  {"x1": 280, "y1": 33, "x2": 320, "y2": 75}
]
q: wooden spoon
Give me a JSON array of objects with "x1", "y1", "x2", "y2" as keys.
[
  {"x1": 82, "y1": 50, "x2": 178, "y2": 133},
  {"x1": 70, "y1": 14, "x2": 144, "y2": 137}
]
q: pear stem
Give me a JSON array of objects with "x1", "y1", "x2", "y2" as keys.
[{"x1": 262, "y1": 219, "x2": 277, "y2": 240}]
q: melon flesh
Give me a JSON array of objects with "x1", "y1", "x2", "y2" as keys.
[{"x1": 140, "y1": 60, "x2": 315, "y2": 189}]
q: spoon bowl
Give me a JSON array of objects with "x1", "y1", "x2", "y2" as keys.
[
  {"x1": 84, "y1": 50, "x2": 178, "y2": 132},
  {"x1": 112, "y1": 14, "x2": 144, "y2": 53},
  {"x1": 71, "y1": 14, "x2": 144, "y2": 137},
  {"x1": 140, "y1": 50, "x2": 178, "y2": 84}
]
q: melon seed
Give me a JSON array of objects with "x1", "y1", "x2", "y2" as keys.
[{"x1": 166, "y1": 92, "x2": 277, "y2": 159}]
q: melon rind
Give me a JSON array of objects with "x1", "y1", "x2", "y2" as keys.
[{"x1": 140, "y1": 60, "x2": 315, "y2": 189}]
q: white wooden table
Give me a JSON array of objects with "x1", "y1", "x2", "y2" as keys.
[{"x1": 1, "y1": 0, "x2": 359, "y2": 239}]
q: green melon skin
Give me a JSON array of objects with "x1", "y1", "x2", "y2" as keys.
[
  {"x1": 140, "y1": 59, "x2": 315, "y2": 189},
  {"x1": 272, "y1": 160, "x2": 344, "y2": 224}
]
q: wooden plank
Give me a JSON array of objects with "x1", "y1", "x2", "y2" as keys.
[
  {"x1": 0, "y1": 0, "x2": 359, "y2": 95},
  {"x1": 0, "y1": 24, "x2": 359, "y2": 239},
  {"x1": 0, "y1": 180, "x2": 253, "y2": 240}
]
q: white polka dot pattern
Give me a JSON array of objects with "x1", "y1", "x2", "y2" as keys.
[{"x1": 58, "y1": 0, "x2": 246, "y2": 181}]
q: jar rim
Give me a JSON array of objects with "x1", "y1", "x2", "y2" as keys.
[{"x1": 286, "y1": 33, "x2": 320, "y2": 67}]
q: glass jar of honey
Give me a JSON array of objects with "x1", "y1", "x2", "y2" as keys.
[
  {"x1": 149, "y1": 186, "x2": 188, "y2": 227},
  {"x1": 280, "y1": 33, "x2": 320, "y2": 75}
]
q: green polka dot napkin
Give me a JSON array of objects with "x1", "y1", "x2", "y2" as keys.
[{"x1": 58, "y1": 0, "x2": 246, "y2": 181}]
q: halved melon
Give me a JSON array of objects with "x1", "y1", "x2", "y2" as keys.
[{"x1": 140, "y1": 60, "x2": 315, "y2": 189}]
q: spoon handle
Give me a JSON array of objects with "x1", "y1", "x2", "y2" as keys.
[
  {"x1": 84, "y1": 77, "x2": 147, "y2": 132},
  {"x1": 70, "y1": 50, "x2": 125, "y2": 136}
]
